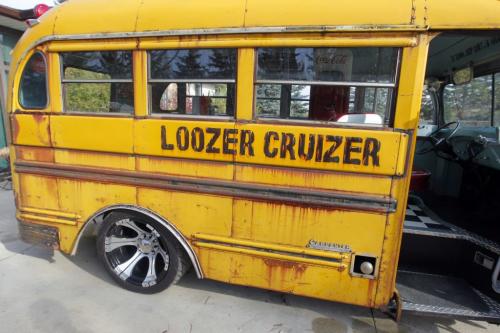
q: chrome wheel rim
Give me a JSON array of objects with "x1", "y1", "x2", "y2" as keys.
[{"x1": 104, "y1": 217, "x2": 170, "y2": 288}]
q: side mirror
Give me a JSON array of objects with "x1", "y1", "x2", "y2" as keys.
[
  {"x1": 337, "y1": 113, "x2": 383, "y2": 125},
  {"x1": 452, "y1": 67, "x2": 473, "y2": 85}
]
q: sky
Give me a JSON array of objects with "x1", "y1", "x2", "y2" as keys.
[{"x1": 0, "y1": 0, "x2": 54, "y2": 10}]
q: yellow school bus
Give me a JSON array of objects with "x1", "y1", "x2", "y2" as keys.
[{"x1": 7, "y1": 0, "x2": 500, "y2": 322}]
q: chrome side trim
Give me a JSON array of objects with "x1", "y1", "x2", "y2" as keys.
[{"x1": 71, "y1": 204, "x2": 204, "y2": 279}]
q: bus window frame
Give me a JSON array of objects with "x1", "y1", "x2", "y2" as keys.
[
  {"x1": 59, "y1": 51, "x2": 135, "y2": 116},
  {"x1": 252, "y1": 47, "x2": 402, "y2": 129},
  {"x1": 146, "y1": 49, "x2": 237, "y2": 121},
  {"x1": 18, "y1": 50, "x2": 50, "y2": 111}
]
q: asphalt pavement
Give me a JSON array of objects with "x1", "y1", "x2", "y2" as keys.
[{"x1": 0, "y1": 187, "x2": 498, "y2": 333}]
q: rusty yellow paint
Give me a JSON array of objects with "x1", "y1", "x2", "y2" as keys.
[
  {"x1": 11, "y1": 114, "x2": 51, "y2": 147},
  {"x1": 375, "y1": 36, "x2": 431, "y2": 307},
  {"x1": 194, "y1": 233, "x2": 348, "y2": 260},
  {"x1": 136, "y1": 156, "x2": 234, "y2": 180},
  {"x1": 17, "y1": 213, "x2": 77, "y2": 226},
  {"x1": 138, "y1": 34, "x2": 417, "y2": 49},
  {"x1": 47, "y1": 40, "x2": 137, "y2": 52},
  {"x1": 193, "y1": 241, "x2": 347, "y2": 269},
  {"x1": 234, "y1": 200, "x2": 387, "y2": 255},
  {"x1": 395, "y1": 133, "x2": 410, "y2": 176},
  {"x1": 54, "y1": 149, "x2": 136, "y2": 171},
  {"x1": 137, "y1": 188, "x2": 233, "y2": 238},
  {"x1": 19, "y1": 206, "x2": 80, "y2": 220},
  {"x1": 18, "y1": 174, "x2": 60, "y2": 211},
  {"x1": 235, "y1": 123, "x2": 407, "y2": 176},
  {"x1": 234, "y1": 164, "x2": 393, "y2": 196},
  {"x1": 134, "y1": 119, "x2": 236, "y2": 162},
  {"x1": 15, "y1": 146, "x2": 54, "y2": 163},
  {"x1": 8, "y1": 0, "x2": 481, "y2": 310},
  {"x1": 236, "y1": 48, "x2": 255, "y2": 121},
  {"x1": 195, "y1": 247, "x2": 377, "y2": 307}
]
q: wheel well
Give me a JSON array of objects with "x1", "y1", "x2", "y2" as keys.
[{"x1": 71, "y1": 205, "x2": 203, "y2": 278}]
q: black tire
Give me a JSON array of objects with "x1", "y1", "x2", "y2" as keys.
[{"x1": 97, "y1": 211, "x2": 190, "y2": 294}]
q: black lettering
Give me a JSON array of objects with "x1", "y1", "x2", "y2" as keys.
[
  {"x1": 343, "y1": 137, "x2": 362, "y2": 165},
  {"x1": 239, "y1": 130, "x2": 255, "y2": 156},
  {"x1": 191, "y1": 127, "x2": 205, "y2": 152},
  {"x1": 160, "y1": 125, "x2": 174, "y2": 150},
  {"x1": 363, "y1": 138, "x2": 381, "y2": 166},
  {"x1": 315, "y1": 135, "x2": 324, "y2": 162},
  {"x1": 264, "y1": 131, "x2": 279, "y2": 158},
  {"x1": 280, "y1": 133, "x2": 296, "y2": 160},
  {"x1": 176, "y1": 126, "x2": 189, "y2": 151},
  {"x1": 298, "y1": 134, "x2": 315, "y2": 161},
  {"x1": 223, "y1": 128, "x2": 238, "y2": 155},
  {"x1": 323, "y1": 135, "x2": 342, "y2": 163},
  {"x1": 206, "y1": 127, "x2": 221, "y2": 153}
]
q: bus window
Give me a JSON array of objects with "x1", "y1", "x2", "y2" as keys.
[
  {"x1": 19, "y1": 51, "x2": 48, "y2": 109},
  {"x1": 61, "y1": 51, "x2": 134, "y2": 113},
  {"x1": 255, "y1": 47, "x2": 398, "y2": 125},
  {"x1": 443, "y1": 74, "x2": 493, "y2": 126},
  {"x1": 495, "y1": 73, "x2": 500, "y2": 127},
  {"x1": 419, "y1": 88, "x2": 435, "y2": 125},
  {"x1": 149, "y1": 49, "x2": 236, "y2": 117}
]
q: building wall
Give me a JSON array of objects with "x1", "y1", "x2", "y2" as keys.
[{"x1": 0, "y1": 26, "x2": 23, "y2": 169}]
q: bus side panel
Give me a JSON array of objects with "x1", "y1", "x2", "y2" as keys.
[
  {"x1": 137, "y1": 188, "x2": 233, "y2": 239},
  {"x1": 196, "y1": 247, "x2": 378, "y2": 307}
]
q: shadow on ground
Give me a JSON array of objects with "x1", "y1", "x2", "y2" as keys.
[{"x1": 65, "y1": 235, "x2": 498, "y2": 333}]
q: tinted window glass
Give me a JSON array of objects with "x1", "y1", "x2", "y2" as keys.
[
  {"x1": 257, "y1": 47, "x2": 398, "y2": 83},
  {"x1": 444, "y1": 75, "x2": 492, "y2": 126},
  {"x1": 150, "y1": 49, "x2": 236, "y2": 80},
  {"x1": 419, "y1": 88, "x2": 435, "y2": 125},
  {"x1": 255, "y1": 47, "x2": 399, "y2": 126},
  {"x1": 495, "y1": 73, "x2": 500, "y2": 127},
  {"x1": 19, "y1": 52, "x2": 48, "y2": 109},
  {"x1": 61, "y1": 51, "x2": 134, "y2": 113},
  {"x1": 149, "y1": 49, "x2": 236, "y2": 117},
  {"x1": 62, "y1": 51, "x2": 132, "y2": 79}
]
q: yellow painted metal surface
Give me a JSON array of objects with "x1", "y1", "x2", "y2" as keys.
[
  {"x1": 234, "y1": 123, "x2": 407, "y2": 176},
  {"x1": 374, "y1": 35, "x2": 431, "y2": 306},
  {"x1": 136, "y1": 156, "x2": 234, "y2": 180},
  {"x1": 134, "y1": 119, "x2": 236, "y2": 162},
  {"x1": 5, "y1": 0, "x2": 455, "y2": 309},
  {"x1": 195, "y1": 247, "x2": 377, "y2": 306},
  {"x1": 137, "y1": 188, "x2": 233, "y2": 238},
  {"x1": 236, "y1": 48, "x2": 255, "y2": 121},
  {"x1": 50, "y1": 116, "x2": 134, "y2": 154},
  {"x1": 138, "y1": 34, "x2": 418, "y2": 49},
  {"x1": 11, "y1": 114, "x2": 51, "y2": 147},
  {"x1": 234, "y1": 164, "x2": 393, "y2": 196},
  {"x1": 54, "y1": 149, "x2": 136, "y2": 171}
]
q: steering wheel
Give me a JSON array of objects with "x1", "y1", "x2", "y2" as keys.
[{"x1": 418, "y1": 121, "x2": 461, "y2": 155}]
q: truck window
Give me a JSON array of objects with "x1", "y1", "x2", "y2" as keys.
[
  {"x1": 443, "y1": 74, "x2": 493, "y2": 126},
  {"x1": 19, "y1": 51, "x2": 48, "y2": 109},
  {"x1": 495, "y1": 73, "x2": 500, "y2": 127},
  {"x1": 61, "y1": 51, "x2": 134, "y2": 113},
  {"x1": 254, "y1": 47, "x2": 399, "y2": 125},
  {"x1": 419, "y1": 88, "x2": 435, "y2": 125},
  {"x1": 149, "y1": 49, "x2": 236, "y2": 117}
]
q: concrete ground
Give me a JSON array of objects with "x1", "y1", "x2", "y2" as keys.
[{"x1": 0, "y1": 187, "x2": 498, "y2": 333}]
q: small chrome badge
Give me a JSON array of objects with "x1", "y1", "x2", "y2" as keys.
[{"x1": 307, "y1": 240, "x2": 352, "y2": 253}]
